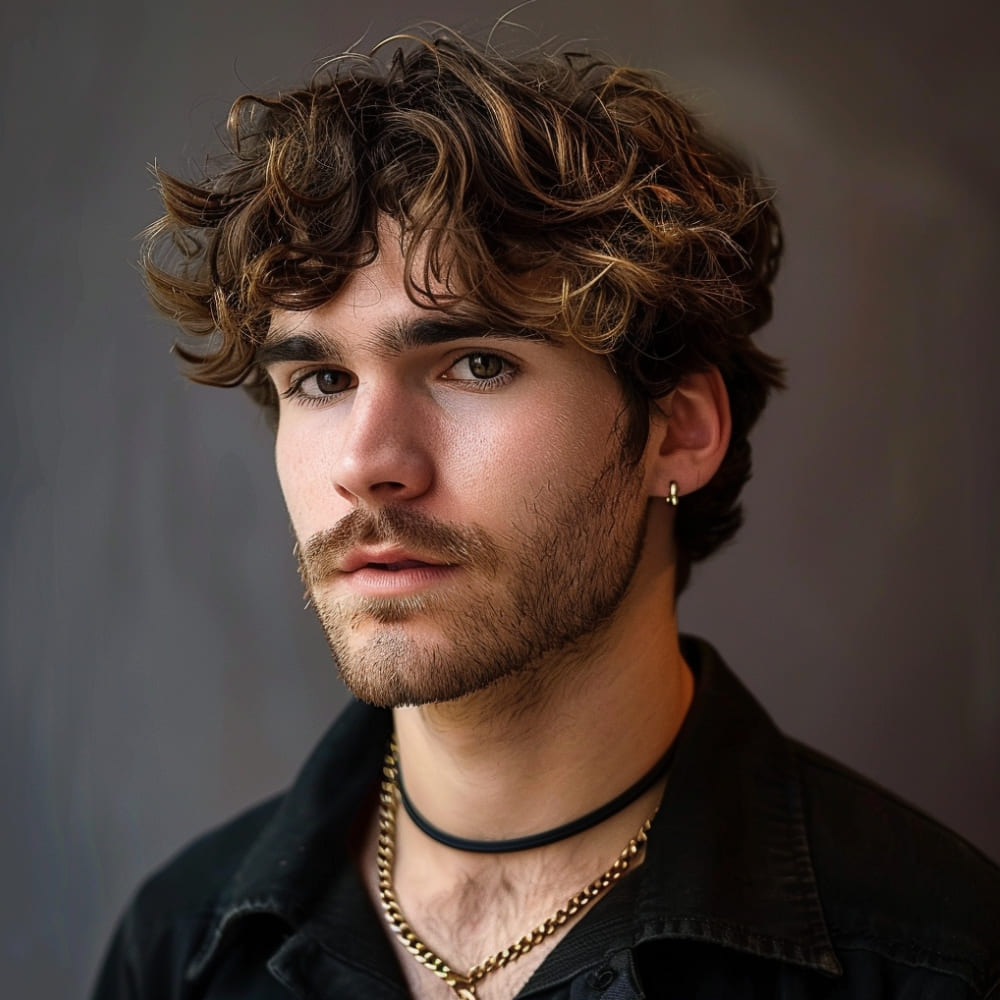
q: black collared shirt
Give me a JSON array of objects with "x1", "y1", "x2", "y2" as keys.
[{"x1": 92, "y1": 638, "x2": 1000, "y2": 998}]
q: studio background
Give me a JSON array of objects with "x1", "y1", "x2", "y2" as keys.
[{"x1": 3, "y1": 1, "x2": 998, "y2": 996}]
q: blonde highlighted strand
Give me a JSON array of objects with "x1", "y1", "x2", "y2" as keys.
[{"x1": 142, "y1": 26, "x2": 785, "y2": 590}]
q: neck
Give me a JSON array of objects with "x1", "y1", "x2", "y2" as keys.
[
  {"x1": 391, "y1": 530, "x2": 692, "y2": 848},
  {"x1": 362, "y1": 513, "x2": 693, "y2": 993}
]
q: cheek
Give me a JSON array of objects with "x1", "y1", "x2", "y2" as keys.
[
  {"x1": 451, "y1": 399, "x2": 616, "y2": 505},
  {"x1": 446, "y1": 422, "x2": 521, "y2": 486},
  {"x1": 274, "y1": 423, "x2": 326, "y2": 534},
  {"x1": 442, "y1": 408, "x2": 564, "y2": 499}
]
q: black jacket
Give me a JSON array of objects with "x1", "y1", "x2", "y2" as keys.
[{"x1": 92, "y1": 638, "x2": 1000, "y2": 998}]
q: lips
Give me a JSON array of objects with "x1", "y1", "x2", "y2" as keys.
[
  {"x1": 366, "y1": 559, "x2": 436, "y2": 571},
  {"x1": 329, "y1": 546, "x2": 460, "y2": 599},
  {"x1": 339, "y1": 547, "x2": 449, "y2": 574},
  {"x1": 297, "y1": 507, "x2": 498, "y2": 591}
]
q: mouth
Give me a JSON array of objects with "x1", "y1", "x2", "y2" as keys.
[
  {"x1": 341, "y1": 547, "x2": 451, "y2": 574},
  {"x1": 329, "y1": 547, "x2": 460, "y2": 598},
  {"x1": 365, "y1": 559, "x2": 437, "y2": 572}
]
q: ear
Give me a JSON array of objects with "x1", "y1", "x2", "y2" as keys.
[{"x1": 643, "y1": 367, "x2": 732, "y2": 499}]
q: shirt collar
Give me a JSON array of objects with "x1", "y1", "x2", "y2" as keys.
[
  {"x1": 634, "y1": 636, "x2": 840, "y2": 975},
  {"x1": 188, "y1": 636, "x2": 840, "y2": 982},
  {"x1": 186, "y1": 698, "x2": 392, "y2": 980}
]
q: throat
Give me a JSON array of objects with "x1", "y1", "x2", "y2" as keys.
[
  {"x1": 394, "y1": 734, "x2": 675, "y2": 853},
  {"x1": 370, "y1": 749, "x2": 656, "y2": 996}
]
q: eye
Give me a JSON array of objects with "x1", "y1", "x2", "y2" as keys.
[
  {"x1": 465, "y1": 353, "x2": 505, "y2": 379},
  {"x1": 443, "y1": 352, "x2": 516, "y2": 387},
  {"x1": 282, "y1": 368, "x2": 355, "y2": 402},
  {"x1": 307, "y1": 370, "x2": 352, "y2": 395}
]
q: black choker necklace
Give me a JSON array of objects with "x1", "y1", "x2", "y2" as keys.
[{"x1": 392, "y1": 739, "x2": 676, "y2": 854}]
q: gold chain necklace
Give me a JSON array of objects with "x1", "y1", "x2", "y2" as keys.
[{"x1": 376, "y1": 744, "x2": 652, "y2": 1000}]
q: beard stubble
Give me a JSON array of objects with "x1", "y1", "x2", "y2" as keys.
[{"x1": 296, "y1": 449, "x2": 649, "y2": 708}]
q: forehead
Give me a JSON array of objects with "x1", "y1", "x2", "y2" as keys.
[
  {"x1": 265, "y1": 233, "x2": 415, "y2": 340},
  {"x1": 260, "y1": 233, "x2": 554, "y2": 363}
]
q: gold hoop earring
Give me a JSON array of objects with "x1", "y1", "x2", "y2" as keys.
[{"x1": 666, "y1": 481, "x2": 679, "y2": 506}]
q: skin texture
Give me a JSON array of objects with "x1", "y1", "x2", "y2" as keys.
[
  {"x1": 270, "y1": 259, "x2": 651, "y2": 709},
  {"x1": 262, "y1": 228, "x2": 732, "y2": 998}
]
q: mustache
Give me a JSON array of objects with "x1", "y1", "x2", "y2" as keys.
[{"x1": 297, "y1": 505, "x2": 500, "y2": 586}]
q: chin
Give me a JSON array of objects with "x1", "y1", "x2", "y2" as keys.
[{"x1": 330, "y1": 627, "x2": 515, "y2": 709}]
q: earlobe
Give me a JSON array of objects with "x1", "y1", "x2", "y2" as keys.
[{"x1": 644, "y1": 367, "x2": 731, "y2": 499}]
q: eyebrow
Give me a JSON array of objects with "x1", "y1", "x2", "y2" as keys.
[
  {"x1": 255, "y1": 333, "x2": 341, "y2": 368},
  {"x1": 256, "y1": 317, "x2": 555, "y2": 367},
  {"x1": 376, "y1": 318, "x2": 554, "y2": 354}
]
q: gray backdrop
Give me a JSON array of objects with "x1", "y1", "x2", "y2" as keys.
[{"x1": 3, "y1": 1, "x2": 998, "y2": 996}]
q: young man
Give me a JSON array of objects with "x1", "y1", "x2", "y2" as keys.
[{"x1": 93, "y1": 28, "x2": 999, "y2": 1000}]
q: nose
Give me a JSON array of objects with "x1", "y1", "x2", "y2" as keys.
[{"x1": 332, "y1": 383, "x2": 435, "y2": 505}]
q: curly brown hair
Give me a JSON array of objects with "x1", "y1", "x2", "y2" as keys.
[{"x1": 143, "y1": 28, "x2": 785, "y2": 592}]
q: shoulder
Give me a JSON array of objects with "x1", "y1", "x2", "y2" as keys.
[
  {"x1": 133, "y1": 795, "x2": 284, "y2": 929},
  {"x1": 91, "y1": 698, "x2": 391, "y2": 999},
  {"x1": 792, "y1": 741, "x2": 1000, "y2": 994},
  {"x1": 91, "y1": 796, "x2": 284, "y2": 999}
]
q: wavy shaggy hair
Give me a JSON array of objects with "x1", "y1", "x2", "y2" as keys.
[{"x1": 143, "y1": 28, "x2": 784, "y2": 592}]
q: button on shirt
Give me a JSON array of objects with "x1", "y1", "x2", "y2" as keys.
[{"x1": 92, "y1": 638, "x2": 1000, "y2": 998}]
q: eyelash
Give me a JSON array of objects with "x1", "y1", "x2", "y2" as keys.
[
  {"x1": 281, "y1": 370, "x2": 354, "y2": 407},
  {"x1": 278, "y1": 352, "x2": 518, "y2": 407},
  {"x1": 443, "y1": 352, "x2": 518, "y2": 391}
]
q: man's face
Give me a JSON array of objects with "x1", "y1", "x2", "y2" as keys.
[{"x1": 263, "y1": 240, "x2": 656, "y2": 707}]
